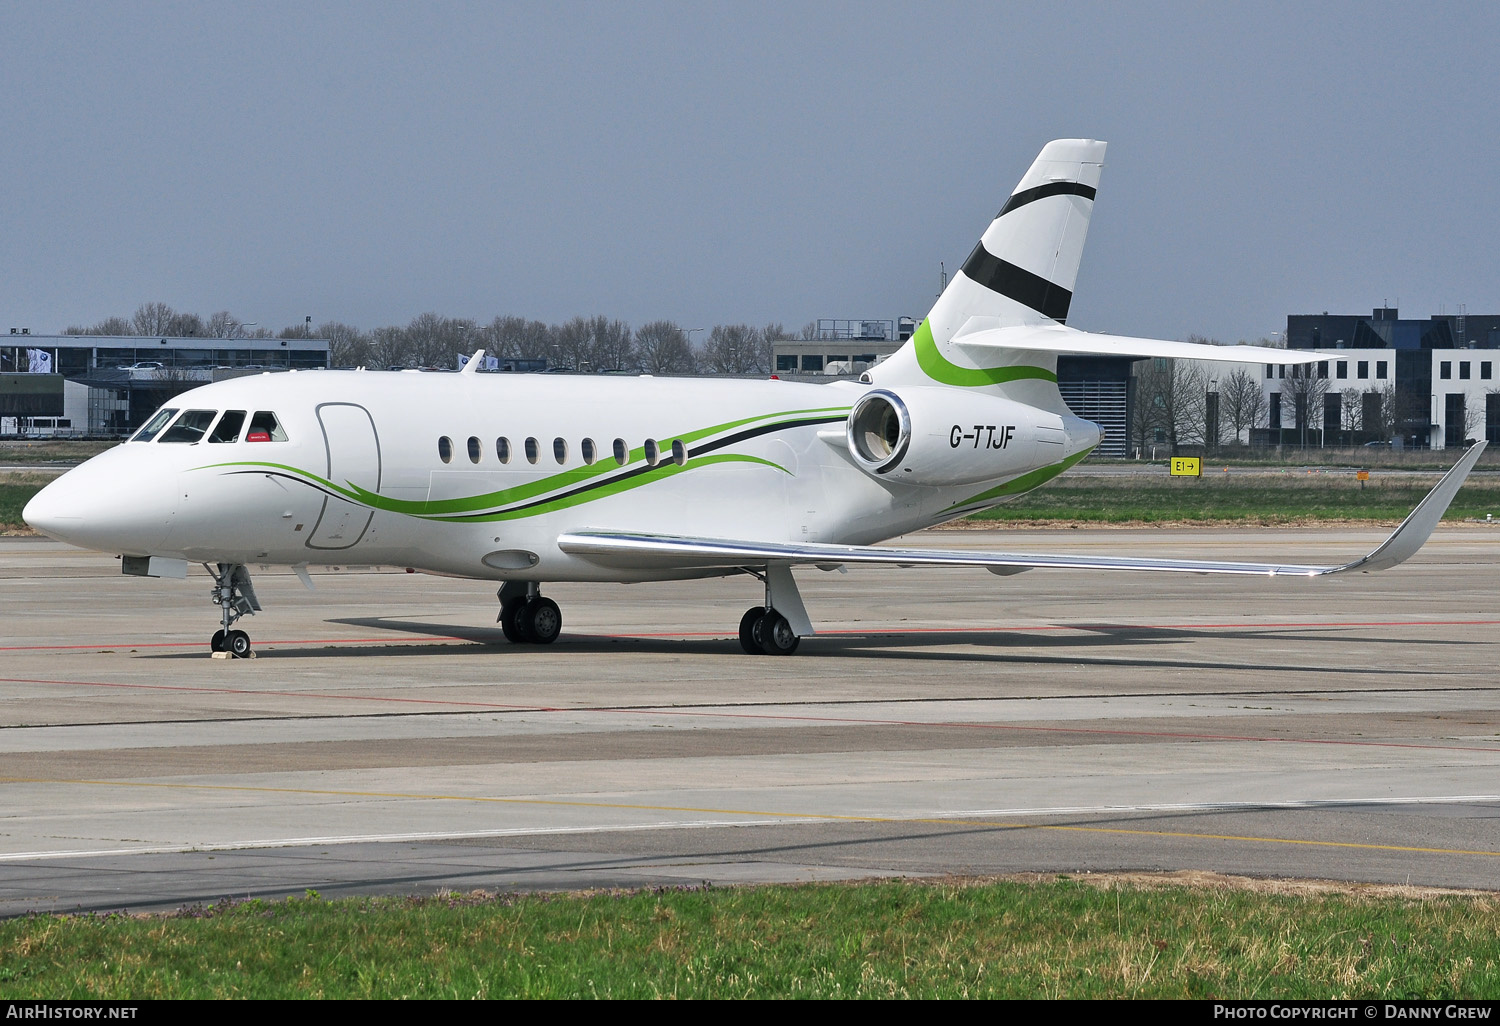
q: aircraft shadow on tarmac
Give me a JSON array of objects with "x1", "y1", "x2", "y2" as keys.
[{"x1": 129, "y1": 614, "x2": 1454, "y2": 680}]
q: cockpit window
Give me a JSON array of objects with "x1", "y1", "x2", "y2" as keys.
[
  {"x1": 246, "y1": 411, "x2": 287, "y2": 442},
  {"x1": 131, "y1": 408, "x2": 179, "y2": 442},
  {"x1": 158, "y1": 410, "x2": 219, "y2": 444},
  {"x1": 208, "y1": 410, "x2": 246, "y2": 443}
]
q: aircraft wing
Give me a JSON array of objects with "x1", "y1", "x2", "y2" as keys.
[
  {"x1": 559, "y1": 442, "x2": 1485, "y2": 578},
  {"x1": 950, "y1": 321, "x2": 1321, "y2": 364}
]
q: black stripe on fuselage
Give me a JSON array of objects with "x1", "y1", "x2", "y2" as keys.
[
  {"x1": 997, "y1": 180, "x2": 1096, "y2": 218},
  {"x1": 441, "y1": 414, "x2": 848, "y2": 521},
  {"x1": 959, "y1": 244, "x2": 1072, "y2": 323}
]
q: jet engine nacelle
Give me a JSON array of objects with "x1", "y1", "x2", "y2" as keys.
[{"x1": 845, "y1": 387, "x2": 1070, "y2": 487}]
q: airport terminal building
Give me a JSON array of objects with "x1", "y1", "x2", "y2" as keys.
[
  {"x1": 1273, "y1": 307, "x2": 1500, "y2": 449},
  {"x1": 0, "y1": 332, "x2": 330, "y2": 437}
]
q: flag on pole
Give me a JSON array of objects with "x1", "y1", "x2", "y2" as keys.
[{"x1": 27, "y1": 349, "x2": 52, "y2": 374}]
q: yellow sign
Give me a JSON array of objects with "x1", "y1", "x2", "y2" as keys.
[
  {"x1": 1356, "y1": 470, "x2": 1370, "y2": 481},
  {"x1": 1170, "y1": 457, "x2": 1202, "y2": 477}
]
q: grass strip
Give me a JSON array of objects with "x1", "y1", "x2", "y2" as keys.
[
  {"x1": 0, "y1": 482, "x2": 46, "y2": 531},
  {"x1": 1, "y1": 877, "x2": 1497, "y2": 999},
  {"x1": 970, "y1": 475, "x2": 1500, "y2": 524}
]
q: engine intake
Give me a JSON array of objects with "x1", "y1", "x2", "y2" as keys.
[{"x1": 846, "y1": 386, "x2": 1091, "y2": 488}]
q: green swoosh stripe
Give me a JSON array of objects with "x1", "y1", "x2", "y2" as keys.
[
  {"x1": 913, "y1": 318, "x2": 1056, "y2": 387},
  {"x1": 454, "y1": 454, "x2": 788, "y2": 522},
  {"x1": 941, "y1": 446, "x2": 1094, "y2": 513},
  {"x1": 192, "y1": 405, "x2": 833, "y2": 520}
]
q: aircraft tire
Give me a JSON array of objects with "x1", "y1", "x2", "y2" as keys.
[
  {"x1": 228, "y1": 630, "x2": 251, "y2": 658},
  {"x1": 738, "y1": 607, "x2": 766, "y2": 655},
  {"x1": 524, "y1": 597, "x2": 562, "y2": 645},
  {"x1": 210, "y1": 630, "x2": 226, "y2": 653},
  {"x1": 499, "y1": 600, "x2": 526, "y2": 643},
  {"x1": 759, "y1": 611, "x2": 799, "y2": 656}
]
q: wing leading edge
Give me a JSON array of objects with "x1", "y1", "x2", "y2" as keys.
[{"x1": 558, "y1": 442, "x2": 1486, "y2": 578}]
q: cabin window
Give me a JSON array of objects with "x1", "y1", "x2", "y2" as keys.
[
  {"x1": 496, "y1": 437, "x2": 511, "y2": 463},
  {"x1": 525, "y1": 437, "x2": 539, "y2": 464},
  {"x1": 131, "y1": 408, "x2": 179, "y2": 442},
  {"x1": 671, "y1": 439, "x2": 688, "y2": 466},
  {"x1": 208, "y1": 410, "x2": 246, "y2": 443},
  {"x1": 553, "y1": 437, "x2": 568, "y2": 464},
  {"x1": 438, "y1": 436, "x2": 453, "y2": 463},
  {"x1": 612, "y1": 438, "x2": 628, "y2": 466},
  {"x1": 158, "y1": 410, "x2": 219, "y2": 444},
  {"x1": 247, "y1": 411, "x2": 287, "y2": 442},
  {"x1": 644, "y1": 439, "x2": 660, "y2": 466},
  {"x1": 467, "y1": 436, "x2": 482, "y2": 463},
  {"x1": 581, "y1": 438, "x2": 597, "y2": 465}
]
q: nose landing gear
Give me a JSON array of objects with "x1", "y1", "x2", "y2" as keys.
[
  {"x1": 497, "y1": 581, "x2": 562, "y2": 645},
  {"x1": 206, "y1": 563, "x2": 260, "y2": 658}
]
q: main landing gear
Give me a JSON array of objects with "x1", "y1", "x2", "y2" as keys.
[
  {"x1": 206, "y1": 562, "x2": 261, "y2": 658},
  {"x1": 738, "y1": 564, "x2": 813, "y2": 656},
  {"x1": 497, "y1": 581, "x2": 562, "y2": 645},
  {"x1": 739, "y1": 606, "x2": 800, "y2": 655}
]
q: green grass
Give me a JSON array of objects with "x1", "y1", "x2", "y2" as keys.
[
  {"x1": 971, "y1": 473, "x2": 1500, "y2": 525},
  {"x1": 0, "y1": 440, "x2": 115, "y2": 464},
  {"x1": 0, "y1": 480, "x2": 47, "y2": 531},
  {"x1": 1, "y1": 878, "x2": 1497, "y2": 999}
]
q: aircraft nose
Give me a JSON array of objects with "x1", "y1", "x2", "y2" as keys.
[
  {"x1": 22, "y1": 457, "x2": 177, "y2": 552},
  {"x1": 21, "y1": 476, "x2": 79, "y2": 540}
]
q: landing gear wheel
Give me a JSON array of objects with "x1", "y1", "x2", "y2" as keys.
[
  {"x1": 499, "y1": 599, "x2": 526, "y2": 643},
  {"x1": 522, "y1": 597, "x2": 562, "y2": 645},
  {"x1": 210, "y1": 630, "x2": 227, "y2": 653},
  {"x1": 738, "y1": 607, "x2": 767, "y2": 655},
  {"x1": 759, "y1": 612, "x2": 799, "y2": 656},
  {"x1": 227, "y1": 630, "x2": 251, "y2": 658}
]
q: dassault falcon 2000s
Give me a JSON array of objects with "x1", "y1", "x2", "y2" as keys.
[{"x1": 24, "y1": 139, "x2": 1486, "y2": 657}]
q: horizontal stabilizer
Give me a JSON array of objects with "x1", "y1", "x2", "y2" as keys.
[
  {"x1": 560, "y1": 442, "x2": 1484, "y2": 578},
  {"x1": 952, "y1": 322, "x2": 1320, "y2": 364}
]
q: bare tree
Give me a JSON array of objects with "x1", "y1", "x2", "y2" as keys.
[
  {"x1": 481, "y1": 317, "x2": 553, "y2": 362},
  {"x1": 132, "y1": 302, "x2": 177, "y2": 336},
  {"x1": 634, "y1": 321, "x2": 696, "y2": 375},
  {"x1": 1340, "y1": 387, "x2": 1363, "y2": 444},
  {"x1": 1462, "y1": 395, "x2": 1485, "y2": 445},
  {"x1": 590, "y1": 317, "x2": 635, "y2": 371},
  {"x1": 1280, "y1": 362, "x2": 1330, "y2": 448},
  {"x1": 205, "y1": 311, "x2": 243, "y2": 339},
  {"x1": 1220, "y1": 367, "x2": 1264, "y2": 444},
  {"x1": 799, "y1": 321, "x2": 819, "y2": 340},
  {"x1": 1166, "y1": 361, "x2": 1210, "y2": 451},
  {"x1": 702, "y1": 324, "x2": 765, "y2": 375},
  {"x1": 368, "y1": 325, "x2": 411, "y2": 369},
  {"x1": 317, "y1": 321, "x2": 368, "y2": 367},
  {"x1": 1131, "y1": 358, "x2": 1169, "y2": 456}
]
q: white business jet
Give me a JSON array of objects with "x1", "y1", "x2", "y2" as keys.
[{"x1": 23, "y1": 140, "x2": 1485, "y2": 657}]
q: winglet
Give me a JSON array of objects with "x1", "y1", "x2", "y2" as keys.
[
  {"x1": 1330, "y1": 440, "x2": 1488, "y2": 574},
  {"x1": 460, "y1": 348, "x2": 485, "y2": 375}
]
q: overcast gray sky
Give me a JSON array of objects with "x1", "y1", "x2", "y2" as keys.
[{"x1": 4, "y1": 1, "x2": 1497, "y2": 342}]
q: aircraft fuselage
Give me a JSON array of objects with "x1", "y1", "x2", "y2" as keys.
[{"x1": 24, "y1": 369, "x2": 1096, "y2": 583}]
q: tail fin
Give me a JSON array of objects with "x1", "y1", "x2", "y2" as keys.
[{"x1": 873, "y1": 140, "x2": 1106, "y2": 403}]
